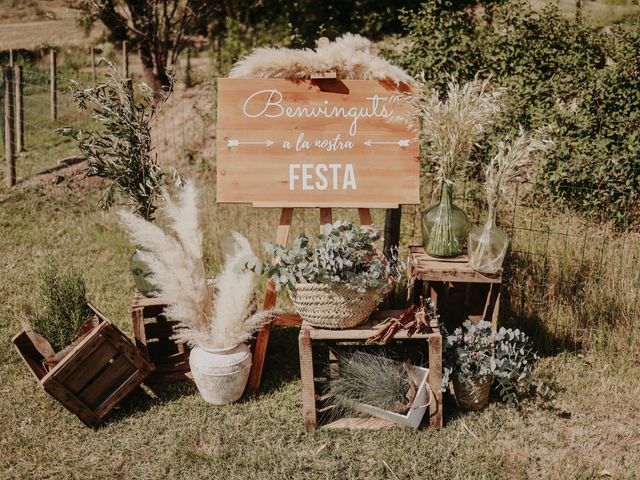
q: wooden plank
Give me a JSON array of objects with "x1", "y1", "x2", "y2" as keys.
[
  {"x1": 50, "y1": 49, "x2": 57, "y2": 121},
  {"x1": 144, "y1": 320, "x2": 181, "y2": 339},
  {"x1": 94, "y1": 370, "x2": 149, "y2": 418},
  {"x1": 358, "y1": 208, "x2": 373, "y2": 226},
  {"x1": 299, "y1": 329, "x2": 317, "y2": 431},
  {"x1": 63, "y1": 341, "x2": 119, "y2": 394},
  {"x1": 131, "y1": 307, "x2": 147, "y2": 354},
  {"x1": 320, "y1": 208, "x2": 332, "y2": 225},
  {"x1": 42, "y1": 377, "x2": 100, "y2": 428},
  {"x1": 216, "y1": 78, "x2": 419, "y2": 207},
  {"x1": 42, "y1": 323, "x2": 110, "y2": 385},
  {"x1": 428, "y1": 335, "x2": 443, "y2": 429},
  {"x1": 321, "y1": 417, "x2": 399, "y2": 430},
  {"x1": 247, "y1": 207, "x2": 293, "y2": 391},
  {"x1": 14, "y1": 64, "x2": 24, "y2": 153},
  {"x1": 101, "y1": 323, "x2": 154, "y2": 371},
  {"x1": 78, "y1": 353, "x2": 136, "y2": 409},
  {"x1": 12, "y1": 331, "x2": 48, "y2": 380},
  {"x1": 271, "y1": 313, "x2": 302, "y2": 326}
]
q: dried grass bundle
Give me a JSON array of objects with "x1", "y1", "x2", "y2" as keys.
[
  {"x1": 229, "y1": 33, "x2": 412, "y2": 84},
  {"x1": 412, "y1": 75, "x2": 504, "y2": 188},
  {"x1": 483, "y1": 127, "x2": 554, "y2": 211},
  {"x1": 119, "y1": 183, "x2": 267, "y2": 349}
]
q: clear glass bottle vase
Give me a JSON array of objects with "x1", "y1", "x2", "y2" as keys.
[
  {"x1": 468, "y1": 206, "x2": 509, "y2": 274},
  {"x1": 421, "y1": 182, "x2": 469, "y2": 258}
]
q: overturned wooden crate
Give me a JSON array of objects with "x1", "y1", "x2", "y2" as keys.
[
  {"x1": 131, "y1": 292, "x2": 192, "y2": 383},
  {"x1": 12, "y1": 304, "x2": 155, "y2": 428}
]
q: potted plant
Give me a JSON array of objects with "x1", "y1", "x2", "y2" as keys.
[
  {"x1": 13, "y1": 259, "x2": 154, "y2": 427},
  {"x1": 411, "y1": 76, "x2": 503, "y2": 258},
  {"x1": 469, "y1": 128, "x2": 553, "y2": 273},
  {"x1": 442, "y1": 320, "x2": 539, "y2": 410},
  {"x1": 118, "y1": 183, "x2": 269, "y2": 404},
  {"x1": 323, "y1": 351, "x2": 430, "y2": 428},
  {"x1": 57, "y1": 60, "x2": 173, "y2": 296},
  {"x1": 242, "y1": 221, "x2": 402, "y2": 329}
]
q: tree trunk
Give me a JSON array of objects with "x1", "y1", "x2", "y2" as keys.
[{"x1": 138, "y1": 41, "x2": 171, "y2": 100}]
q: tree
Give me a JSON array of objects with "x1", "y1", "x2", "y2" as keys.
[{"x1": 80, "y1": 0, "x2": 206, "y2": 95}]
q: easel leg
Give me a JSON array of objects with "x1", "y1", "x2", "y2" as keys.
[{"x1": 247, "y1": 208, "x2": 294, "y2": 392}]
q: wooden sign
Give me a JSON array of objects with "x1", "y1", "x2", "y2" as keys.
[{"x1": 216, "y1": 78, "x2": 419, "y2": 207}]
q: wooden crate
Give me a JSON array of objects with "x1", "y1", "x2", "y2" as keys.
[
  {"x1": 298, "y1": 309, "x2": 443, "y2": 431},
  {"x1": 12, "y1": 304, "x2": 155, "y2": 428},
  {"x1": 131, "y1": 293, "x2": 192, "y2": 383},
  {"x1": 407, "y1": 246, "x2": 503, "y2": 332}
]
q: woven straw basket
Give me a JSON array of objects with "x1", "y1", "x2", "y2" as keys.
[{"x1": 289, "y1": 283, "x2": 383, "y2": 329}]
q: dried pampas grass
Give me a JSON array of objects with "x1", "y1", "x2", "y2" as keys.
[
  {"x1": 483, "y1": 127, "x2": 554, "y2": 211},
  {"x1": 119, "y1": 183, "x2": 268, "y2": 349},
  {"x1": 229, "y1": 33, "x2": 412, "y2": 84},
  {"x1": 412, "y1": 75, "x2": 504, "y2": 188}
]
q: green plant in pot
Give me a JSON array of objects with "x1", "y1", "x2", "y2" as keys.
[
  {"x1": 442, "y1": 320, "x2": 539, "y2": 410},
  {"x1": 241, "y1": 221, "x2": 403, "y2": 329},
  {"x1": 57, "y1": 60, "x2": 172, "y2": 296},
  {"x1": 469, "y1": 128, "x2": 553, "y2": 274},
  {"x1": 412, "y1": 76, "x2": 503, "y2": 257}
]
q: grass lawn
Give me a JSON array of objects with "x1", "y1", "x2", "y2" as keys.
[{"x1": 1, "y1": 164, "x2": 639, "y2": 479}]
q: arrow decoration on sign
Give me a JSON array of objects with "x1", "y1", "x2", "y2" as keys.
[
  {"x1": 226, "y1": 139, "x2": 274, "y2": 148},
  {"x1": 364, "y1": 139, "x2": 411, "y2": 147}
]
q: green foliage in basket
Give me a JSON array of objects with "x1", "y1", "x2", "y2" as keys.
[
  {"x1": 29, "y1": 258, "x2": 93, "y2": 352},
  {"x1": 240, "y1": 221, "x2": 402, "y2": 292},
  {"x1": 441, "y1": 320, "x2": 540, "y2": 406}
]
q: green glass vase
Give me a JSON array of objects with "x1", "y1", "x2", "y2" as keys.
[
  {"x1": 130, "y1": 248, "x2": 158, "y2": 297},
  {"x1": 422, "y1": 183, "x2": 469, "y2": 258}
]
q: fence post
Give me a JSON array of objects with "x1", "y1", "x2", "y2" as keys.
[
  {"x1": 90, "y1": 46, "x2": 96, "y2": 84},
  {"x1": 185, "y1": 47, "x2": 192, "y2": 88},
  {"x1": 122, "y1": 41, "x2": 129, "y2": 78},
  {"x1": 4, "y1": 68, "x2": 16, "y2": 187},
  {"x1": 50, "y1": 49, "x2": 57, "y2": 121},
  {"x1": 9, "y1": 49, "x2": 14, "y2": 67},
  {"x1": 14, "y1": 64, "x2": 23, "y2": 153}
]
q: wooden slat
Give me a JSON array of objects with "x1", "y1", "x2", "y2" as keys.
[
  {"x1": 409, "y1": 245, "x2": 502, "y2": 283},
  {"x1": 43, "y1": 323, "x2": 110, "y2": 385},
  {"x1": 319, "y1": 208, "x2": 332, "y2": 225},
  {"x1": 12, "y1": 331, "x2": 48, "y2": 381},
  {"x1": 78, "y1": 354, "x2": 136, "y2": 409},
  {"x1": 101, "y1": 323, "x2": 154, "y2": 371},
  {"x1": 42, "y1": 377, "x2": 100, "y2": 428},
  {"x1": 144, "y1": 320, "x2": 180, "y2": 339},
  {"x1": 299, "y1": 329, "x2": 317, "y2": 431},
  {"x1": 271, "y1": 313, "x2": 302, "y2": 327},
  {"x1": 358, "y1": 208, "x2": 373, "y2": 226},
  {"x1": 428, "y1": 335, "x2": 443, "y2": 429},
  {"x1": 63, "y1": 341, "x2": 119, "y2": 394},
  {"x1": 321, "y1": 417, "x2": 399, "y2": 430},
  {"x1": 94, "y1": 370, "x2": 148, "y2": 418}
]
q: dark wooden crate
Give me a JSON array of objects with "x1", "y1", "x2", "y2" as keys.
[
  {"x1": 12, "y1": 304, "x2": 155, "y2": 428},
  {"x1": 131, "y1": 293, "x2": 192, "y2": 383}
]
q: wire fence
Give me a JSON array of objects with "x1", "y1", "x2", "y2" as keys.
[{"x1": 1, "y1": 60, "x2": 638, "y2": 357}]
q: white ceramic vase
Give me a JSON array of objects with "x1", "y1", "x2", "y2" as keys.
[{"x1": 189, "y1": 343, "x2": 252, "y2": 405}]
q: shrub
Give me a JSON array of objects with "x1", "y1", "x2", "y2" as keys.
[
  {"x1": 391, "y1": 1, "x2": 640, "y2": 226},
  {"x1": 30, "y1": 258, "x2": 93, "y2": 352}
]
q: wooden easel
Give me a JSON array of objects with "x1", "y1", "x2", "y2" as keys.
[{"x1": 247, "y1": 206, "x2": 373, "y2": 391}]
